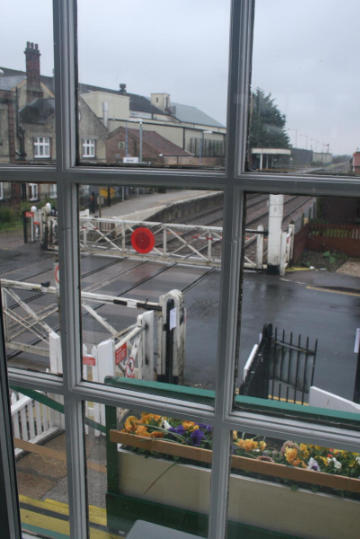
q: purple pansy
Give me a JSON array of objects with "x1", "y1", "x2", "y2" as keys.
[{"x1": 191, "y1": 429, "x2": 205, "y2": 446}]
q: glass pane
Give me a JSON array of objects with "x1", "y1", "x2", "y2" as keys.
[
  {"x1": 11, "y1": 389, "x2": 69, "y2": 537},
  {"x1": 227, "y1": 429, "x2": 360, "y2": 538},
  {"x1": 85, "y1": 402, "x2": 211, "y2": 537},
  {"x1": 78, "y1": 185, "x2": 222, "y2": 391},
  {"x1": 77, "y1": 0, "x2": 229, "y2": 169},
  {"x1": 236, "y1": 192, "x2": 360, "y2": 422},
  {"x1": 0, "y1": 1, "x2": 55, "y2": 165},
  {"x1": 248, "y1": 1, "x2": 359, "y2": 176},
  {"x1": 0, "y1": 183, "x2": 61, "y2": 374}
]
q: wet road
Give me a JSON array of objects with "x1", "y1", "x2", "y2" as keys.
[{"x1": 1, "y1": 238, "x2": 360, "y2": 399}]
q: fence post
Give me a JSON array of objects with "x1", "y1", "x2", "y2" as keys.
[
  {"x1": 279, "y1": 231, "x2": 288, "y2": 276},
  {"x1": 137, "y1": 310, "x2": 154, "y2": 380},
  {"x1": 158, "y1": 289, "x2": 185, "y2": 384},
  {"x1": 49, "y1": 331, "x2": 62, "y2": 374},
  {"x1": 267, "y1": 194, "x2": 284, "y2": 274},
  {"x1": 256, "y1": 224, "x2": 264, "y2": 269}
]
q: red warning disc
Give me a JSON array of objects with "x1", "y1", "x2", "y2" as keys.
[{"x1": 131, "y1": 227, "x2": 155, "y2": 254}]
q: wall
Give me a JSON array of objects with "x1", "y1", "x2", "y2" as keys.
[{"x1": 82, "y1": 91, "x2": 130, "y2": 122}]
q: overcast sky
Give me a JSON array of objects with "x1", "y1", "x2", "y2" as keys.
[{"x1": 1, "y1": 0, "x2": 358, "y2": 155}]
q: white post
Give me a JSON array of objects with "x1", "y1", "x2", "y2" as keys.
[
  {"x1": 158, "y1": 289, "x2": 186, "y2": 383},
  {"x1": 256, "y1": 224, "x2": 264, "y2": 269},
  {"x1": 96, "y1": 338, "x2": 115, "y2": 384},
  {"x1": 137, "y1": 310, "x2": 155, "y2": 380},
  {"x1": 279, "y1": 231, "x2": 288, "y2": 276},
  {"x1": 49, "y1": 331, "x2": 62, "y2": 374},
  {"x1": 259, "y1": 153, "x2": 264, "y2": 170},
  {"x1": 288, "y1": 223, "x2": 295, "y2": 261},
  {"x1": 267, "y1": 194, "x2": 284, "y2": 274}
]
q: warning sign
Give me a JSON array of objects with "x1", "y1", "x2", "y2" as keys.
[
  {"x1": 131, "y1": 227, "x2": 155, "y2": 254},
  {"x1": 83, "y1": 355, "x2": 96, "y2": 366},
  {"x1": 115, "y1": 343, "x2": 127, "y2": 365}
]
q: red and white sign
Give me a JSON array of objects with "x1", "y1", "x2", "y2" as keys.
[
  {"x1": 115, "y1": 343, "x2": 127, "y2": 365},
  {"x1": 131, "y1": 227, "x2": 155, "y2": 254},
  {"x1": 83, "y1": 355, "x2": 96, "y2": 366},
  {"x1": 124, "y1": 357, "x2": 135, "y2": 378}
]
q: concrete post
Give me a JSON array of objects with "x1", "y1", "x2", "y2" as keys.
[{"x1": 267, "y1": 194, "x2": 284, "y2": 274}]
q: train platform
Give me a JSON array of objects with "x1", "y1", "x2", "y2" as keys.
[{"x1": 98, "y1": 188, "x2": 215, "y2": 221}]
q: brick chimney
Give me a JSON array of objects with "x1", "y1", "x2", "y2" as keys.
[{"x1": 24, "y1": 42, "x2": 43, "y2": 103}]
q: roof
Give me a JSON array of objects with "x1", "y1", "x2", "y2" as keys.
[
  {"x1": 0, "y1": 68, "x2": 26, "y2": 91},
  {"x1": 20, "y1": 98, "x2": 55, "y2": 124},
  {"x1": 108, "y1": 127, "x2": 190, "y2": 157},
  {"x1": 79, "y1": 83, "x2": 165, "y2": 116},
  {"x1": 171, "y1": 102, "x2": 224, "y2": 128}
]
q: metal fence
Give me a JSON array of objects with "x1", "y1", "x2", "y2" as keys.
[{"x1": 241, "y1": 324, "x2": 318, "y2": 405}]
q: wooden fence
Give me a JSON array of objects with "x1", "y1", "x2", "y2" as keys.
[{"x1": 294, "y1": 223, "x2": 360, "y2": 261}]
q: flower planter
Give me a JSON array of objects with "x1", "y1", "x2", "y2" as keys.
[{"x1": 108, "y1": 431, "x2": 360, "y2": 539}]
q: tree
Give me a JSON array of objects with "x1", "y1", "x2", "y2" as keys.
[{"x1": 249, "y1": 88, "x2": 290, "y2": 149}]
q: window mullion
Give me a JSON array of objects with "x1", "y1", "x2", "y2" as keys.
[
  {"x1": 209, "y1": 1, "x2": 255, "y2": 537},
  {"x1": 53, "y1": 1, "x2": 88, "y2": 538}
]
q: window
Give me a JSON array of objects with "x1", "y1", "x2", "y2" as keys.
[
  {"x1": 0, "y1": 182, "x2": 3, "y2": 200},
  {"x1": 1, "y1": 2, "x2": 360, "y2": 539},
  {"x1": 82, "y1": 138, "x2": 96, "y2": 158},
  {"x1": 28, "y1": 183, "x2": 38, "y2": 201},
  {"x1": 33, "y1": 136, "x2": 51, "y2": 158}
]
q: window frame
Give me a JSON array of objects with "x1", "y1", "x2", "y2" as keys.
[
  {"x1": 28, "y1": 182, "x2": 39, "y2": 201},
  {"x1": 81, "y1": 137, "x2": 96, "y2": 158},
  {"x1": 1, "y1": 1, "x2": 360, "y2": 538},
  {"x1": 33, "y1": 136, "x2": 51, "y2": 158}
]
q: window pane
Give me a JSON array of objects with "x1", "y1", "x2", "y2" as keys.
[
  {"x1": 0, "y1": 1, "x2": 55, "y2": 165},
  {"x1": 247, "y1": 0, "x2": 359, "y2": 176},
  {"x1": 0, "y1": 183, "x2": 61, "y2": 375},
  {"x1": 11, "y1": 390, "x2": 69, "y2": 537},
  {"x1": 227, "y1": 429, "x2": 360, "y2": 538},
  {"x1": 78, "y1": 185, "x2": 222, "y2": 391},
  {"x1": 85, "y1": 402, "x2": 211, "y2": 537},
  {"x1": 235, "y1": 193, "x2": 360, "y2": 423},
  {"x1": 77, "y1": 0, "x2": 229, "y2": 169}
]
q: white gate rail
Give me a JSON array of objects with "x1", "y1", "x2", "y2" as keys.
[
  {"x1": 42, "y1": 215, "x2": 265, "y2": 269},
  {"x1": 11, "y1": 390, "x2": 64, "y2": 457}
]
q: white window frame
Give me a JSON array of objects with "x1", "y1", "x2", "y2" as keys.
[
  {"x1": 33, "y1": 136, "x2": 51, "y2": 158},
  {"x1": 28, "y1": 183, "x2": 38, "y2": 201},
  {"x1": 0, "y1": 182, "x2": 3, "y2": 200},
  {"x1": 1, "y1": 1, "x2": 360, "y2": 538},
  {"x1": 82, "y1": 138, "x2": 96, "y2": 158}
]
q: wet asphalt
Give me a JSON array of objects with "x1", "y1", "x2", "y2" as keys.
[{"x1": 1, "y1": 233, "x2": 360, "y2": 400}]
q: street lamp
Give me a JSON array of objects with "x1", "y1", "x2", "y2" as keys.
[{"x1": 199, "y1": 130, "x2": 213, "y2": 164}]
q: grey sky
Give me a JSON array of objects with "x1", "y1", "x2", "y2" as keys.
[{"x1": 1, "y1": 0, "x2": 358, "y2": 155}]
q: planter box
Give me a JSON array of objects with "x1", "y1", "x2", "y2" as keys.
[{"x1": 108, "y1": 431, "x2": 360, "y2": 538}]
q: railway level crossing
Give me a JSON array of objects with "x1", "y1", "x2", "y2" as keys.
[{"x1": 25, "y1": 194, "x2": 298, "y2": 274}]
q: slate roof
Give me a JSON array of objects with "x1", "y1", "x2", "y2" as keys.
[
  {"x1": 0, "y1": 68, "x2": 27, "y2": 91},
  {"x1": 172, "y1": 102, "x2": 224, "y2": 128},
  {"x1": 20, "y1": 98, "x2": 55, "y2": 124},
  {"x1": 0, "y1": 66, "x2": 222, "y2": 127}
]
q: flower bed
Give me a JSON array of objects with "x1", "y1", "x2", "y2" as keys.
[
  {"x1": 106, "y1": 413, "x2": 360, "y2": 538},
  {"x1": 112, "y1": 412, "x2": 360, "y2": 494}
]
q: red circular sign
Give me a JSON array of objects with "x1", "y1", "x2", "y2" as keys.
[{"x1": 131, "y1": 227, "x2": 155, "y2": 254}]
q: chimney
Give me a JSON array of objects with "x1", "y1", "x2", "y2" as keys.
[
  {"x1": 119, "y1": 83, "x2": 127, "y2": 95},
  {"x1": 24, "y1": 42, "x2": 43, "y2": 103}
]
